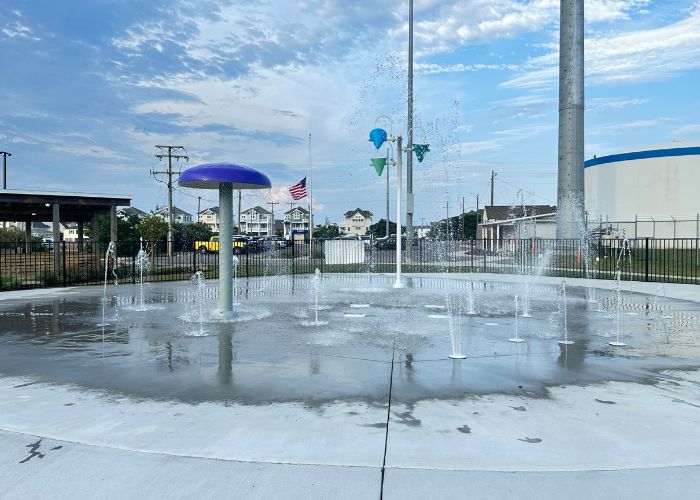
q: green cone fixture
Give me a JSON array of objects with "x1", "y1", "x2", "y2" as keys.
[
  {"x1": 371, "y1": 157, "x2": 387, "y2": 176},
  {"x1": 413, "y1": 144, "x2": 430, "y2": 163}
]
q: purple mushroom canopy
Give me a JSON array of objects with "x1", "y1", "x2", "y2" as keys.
[{"x1": 178, "y1": 162, "x2": 271, "y2": 190}]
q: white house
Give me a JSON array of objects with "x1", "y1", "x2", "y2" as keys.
[
  {"x1": 283, "y1": 206, "x2": 310, "y2": 239},
  {"x1": 198, "y1": 206, "x2": 220, "y2": 233},
  {"x1": 340, "y1": 208, "x2": 373, "y2": 236},
  {"x1": 240, "y1": 206, "x2": 274, "y2": 236},
  {"x1": 154, "y1": 206, "x2": 194, "y2": 224},
  {"x1": 117, "y1": 207, "x2": 148, "y2": 220},
  {"x1": 59, "y1": 222, "x2": 84, "y2": 242}
]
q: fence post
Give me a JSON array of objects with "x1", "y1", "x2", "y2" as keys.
[
  {"x1": 645, "y1": 237, "x2": 649, "y2": 282},
  {"x1": 192, "y1": 244, "x2": 197, "y2": 275},
  {"x1": 469, "y1": 239, "x2": 473, "y2": 272},
  {"x1": 132, "y1": 241, "x2": 137, "y2": 284},
  {"x1": 292, "y1": 241, "x2": 296, "y2": 275},
  {"x1": 62, "y1": 240, "x2": 67, "y2": 287}
]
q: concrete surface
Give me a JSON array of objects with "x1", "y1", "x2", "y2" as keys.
[{"x1": 0, "y1": 273, "x2": 699, "y2": 499}]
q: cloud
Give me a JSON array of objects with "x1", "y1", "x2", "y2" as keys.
[
  {"x1": 392, "y1": 0, "x2": 651, "y2": 56},
  {"x1": 502, "y1": 6, "x2": 700, "y2": 89}
]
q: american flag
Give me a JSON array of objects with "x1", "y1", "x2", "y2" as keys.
[{"x1": 288, "y1": 177, "x2": 307, "y2": 200}]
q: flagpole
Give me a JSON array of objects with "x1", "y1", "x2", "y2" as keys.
[{"x1": 308, "y1": 133, "x2": 313, "y2": 242}]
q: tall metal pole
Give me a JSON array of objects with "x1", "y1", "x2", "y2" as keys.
[
  {"x1": 394, "y1": 135, "x2": 404, "y2": 288},
  {"x1": 490, "y1": 170, "x2": 496, "y2": 206},
  {"x1": 406, "y1": 0, "x2": 414, "y2": 252},
  {"x1": 308, "y1": 133, "x2": 313, "y2": 241},
  {"x1": 556, "y1": 0, "x2": 585, "y2": 238},
  {"x1": 0, "y1": 151, "x2": 11, "y2": 190},
  {"x1": 386, "y1": 146, "x2": 391, "y2": 237}
]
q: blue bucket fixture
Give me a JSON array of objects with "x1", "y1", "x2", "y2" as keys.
[{"x1": 369, "y1": 128, "x2": 388, "y2": 150}]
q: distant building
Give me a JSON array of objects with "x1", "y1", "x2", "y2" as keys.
[
  {"x1": 154, "y1": 206, "x2": 194, "y2": 224},
  {"x1": 31, "y1": 222, "x2": 52, "y2": 239},
  {"x1": 414, "y1": 225, "x2": 431, "y2": 238},
  {"x1": 240, "y1": 206, "x2": 274, "y2": 236},
  {"x1": 283, "y1": 206, "x2": 310, "y2": 239},
  {"x1": 59, "y1": 222, "x2": 85, "y2": 242},
  {"x1": 198, "y1": 206, "x2": 220, "y2": 233},
  {"x1": 340, "y1": 208, "x2": 373, "y2": 236},
  {"x1": 478, "y1": 205, "x2": 557, "y2": 252},
  {"x1": 117, "y1": 207, "x2": 148, "y2": 220},
  {"x1": 585, "y1": 142, "x2": 700, "y2": 238}
]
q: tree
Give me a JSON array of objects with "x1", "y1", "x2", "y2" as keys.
[
  {"x1": 427, "y1": 211, "x2": 478, "y2": 240},
  {"x1": 173, "y1": 222, "x2": 212, "y2": 251},
  {"x1": 136, "y1": 215, "x2": 168, "y2": 243},
  {"x1": 313, "y1": 225, "x2": 340, "y2": 239},
  {"x1": 367, "y1": 219, "x2": 405, "y2": 238},
  {"x1": 85, "y1": 214, "x2": 141, "y2": 246}
]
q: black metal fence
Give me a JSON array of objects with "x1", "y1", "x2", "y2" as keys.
[{"x1": 1, "y1": 238, "x2": 699, "y2": 291}]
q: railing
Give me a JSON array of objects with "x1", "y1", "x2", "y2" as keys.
[{"x1": 1, "y1": 238, "x2": 699, "y2": 291}]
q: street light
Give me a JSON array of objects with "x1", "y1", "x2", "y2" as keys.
[{"x1": 0, "y1": 151, "x2": 11, "y2": 190}]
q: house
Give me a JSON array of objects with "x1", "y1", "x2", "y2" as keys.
[
  {"x1": 198, "y1": 206, "x2": 220, "y2": 233},
  {"x1": 154, "y1": 206, "x2": 194, "y2": 224},
  {"x1": 283, "y1": 206, "x2": 310, "y2": 239},
  {"x1": 340, "y1": 208, "x2": 373, "y2": 236},
  {"x1": 240, "y1": 206, "x2": 274, "y2": 236},
  {"x1": 478, "y1": 205, "x2": 557, "y2": 252},
  {"x1": 117, "y1": 207, "x2": 148, "y2": 220},
  {"x1": 31, "y1": 222, "x2": 52, "y2": 239},
  {"x1": 59, "y1": 222, "x2": 85, "y2": 242}
]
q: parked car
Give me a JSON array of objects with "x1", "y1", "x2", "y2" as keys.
[
  {"x1": 257, "y1": 235, "x2": 290, "y2": 249},
  {"x1": 195, "y1": 235, "x2": 249, "y2": 254},
  {"x1": 373, "y1": 235, "x2": 415, "y2": 250}
]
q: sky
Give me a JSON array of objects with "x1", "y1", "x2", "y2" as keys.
[{"x1": 1, "y1": 0, "x2": 700, "y2": 225}]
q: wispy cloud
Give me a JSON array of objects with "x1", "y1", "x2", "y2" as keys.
[{"x1": 503, "y1": 5, "x2": 700, "y2": 89}]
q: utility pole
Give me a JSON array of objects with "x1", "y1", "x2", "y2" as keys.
[
  {"x1": 267, "y1": 201, "x2": 278, "y2": 236},
  {"x1": 152, "y1": 145, "x2": 188, "y2": 258},
  {"x1": 461, "y1": 196, "x2": 465, "y2": 240},
  {"x1": 490, "y1": 170, "x2": 497, "y2": 207},
  {"x1": 405, "y1": 0, "x2": 415, "y2": 251},
  {"x1": 197, "y1": 196, "x2": 202, "y2": 222},
  {"x1": 0, "y1": 151, "x2": 11, "y2": 190}
]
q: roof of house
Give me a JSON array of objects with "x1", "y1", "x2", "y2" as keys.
[
  {"x1": 32, "y1": 222, "x2": 50, "y2": 229},
  {"x1": 154, "y1": 206, "x2": 192, "y2": 217},
  {"x1": 483, "y1": 205, "x2": 556, "y2": 221},
  {"x1": 118, "y1": 207, "x2": 148, "y2": 217},
  {"x1": 344, "y1": 208, "x2": 373, "y2": 218},
  {"x1": 242, "y1": 206, "x2": 272, "y2": 215},
  {"x1": 199, "y1": 206, "x2": 219, "y2": 215},
  {"x1": 285, "y1": 206, "x2": 309, "y2": 215}
]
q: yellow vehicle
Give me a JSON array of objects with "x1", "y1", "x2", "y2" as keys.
[{"x1": 195, "y1": 235, "x2": 249, "y2": 254}]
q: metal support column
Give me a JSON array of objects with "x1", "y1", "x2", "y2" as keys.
[
  {"x1": 556, "y1": 0, "x2": 585, "y2": 238},
  {"x1": 52, "y1": 203, "x2": 61, "y2": 272},
  {"x1": 219, "y1": 183, "x2": 234, "y2": 317},
  {"x1": 110, "y1": 205, "x2": 118, "y2": 243}
]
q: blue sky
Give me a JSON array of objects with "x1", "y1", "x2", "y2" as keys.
[{"x1": 2, "y1": 0, "x2": 699, "y2": 224}]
